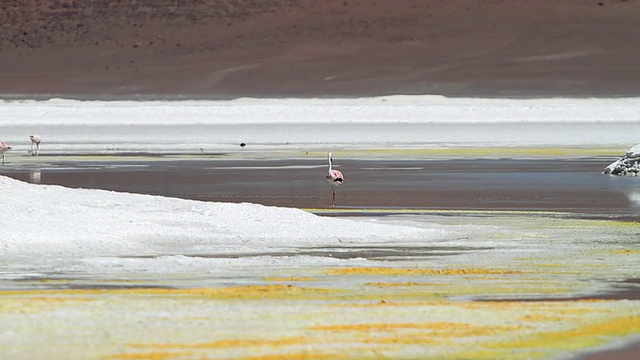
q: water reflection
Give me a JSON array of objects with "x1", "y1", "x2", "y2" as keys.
[
  {"x1": 627, "y1": 190, "x2": 640, "y2": 209},
  {"x1": 29, "y1": 170, "x2": 41, "y2": 184}
]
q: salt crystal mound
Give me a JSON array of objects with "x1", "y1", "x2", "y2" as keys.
[
  {"x1": 603, "y1": 144, "x2": 640, "y2": 176},
  {"x1": 0, "y1": 176, "x2": 440, "y2": 257}
]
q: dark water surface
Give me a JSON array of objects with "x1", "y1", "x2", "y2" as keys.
[{"x1": 3, "y1": 157, "x2": 639, "y2": 220}]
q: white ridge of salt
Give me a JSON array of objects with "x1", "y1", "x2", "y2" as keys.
[{"x1": 0, "y1": 176, "x2": 439, "y2": 258}]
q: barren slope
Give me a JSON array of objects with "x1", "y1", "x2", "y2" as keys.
[{"x1": 1, "y1": 0, "x2": 639, "y2": 99}]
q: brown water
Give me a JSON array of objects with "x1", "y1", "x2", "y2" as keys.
[{"x1": 3, "y1": 157, "x2": 639, "y2": 220}]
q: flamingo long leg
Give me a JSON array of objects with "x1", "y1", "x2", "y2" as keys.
[{"x1": 332, "y1": 187, "x2": 336, "y2": 207}]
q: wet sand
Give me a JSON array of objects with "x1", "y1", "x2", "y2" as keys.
[{"x1": 2, "y1": 157, "x2": 639, "y2": 220}]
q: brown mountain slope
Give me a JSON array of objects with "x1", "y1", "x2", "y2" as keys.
[{"x1": 1, "y1": 0, "x2": 639, "y2": 99}]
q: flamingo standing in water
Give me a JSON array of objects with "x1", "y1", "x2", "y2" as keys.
[
  {"x1": 0, "y1": 142, "x2": 11, "y2": 165},
  {"x1": 29, "y1": 134, "x2": 41, "y2": 156},
  {"x1": 326, "y1": 152, "x2": 344, "y2": 207}
]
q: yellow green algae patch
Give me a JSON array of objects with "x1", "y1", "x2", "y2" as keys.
[
  {"x1": 172, "y1": 285, "x2": 337, "y2": 300},
  {"x1": 304, "y1": 207, "x2": 566, "y2": 217},
  {"x1": 0, "y1": 285, "x2": 340, "y2": 301},
  {"x1": 303, "y1": 146, "x2": 626, "y2": 159},
  {"x1": 454, "y1": 314, "x2": 640, "y2": 360},
  {"x1": 365, "y1": 281, "x2": 446, "y2": 287},
  {"x1": 105, "y1": 351, "x2": 194, "y2": 360},
  {"x1": 2, "y1": 215, "x2": 639, "y2": 359},
  {"x1": 326, "y1": 267, "x2": 526, "y2": 276},
  {"x1": 2, "y1": 289, "x2": 640, "y2": 359},
  {"x1": 309, "y1": 321, "x2": 526, "y2": 336},
  {"x1": 112, "y1": 337, "x2": 323, "y2": 360},
  {"x1": 0, "y1": 296, "x2": 95, "y2": 314},
  {"x1": 264, "y1": 276, "x2": 317, "y2": 282},
  {"x1": 610, "y1": 249, "x2": 640, "y2": 255},
  {"x1": 113, "y1": 337, "x2": 342, "y2": 359},
  {"x1": 128, "y1": 337, "x2": 313, "y2": 350}
]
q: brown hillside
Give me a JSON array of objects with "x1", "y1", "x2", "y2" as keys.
[{"x1": 1, "y1": 0, "x2": 639, "y2": 99}]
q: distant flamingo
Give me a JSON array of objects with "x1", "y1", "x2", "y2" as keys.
[
  {"x1": 0, "y1": 142, "x2": 11, "y2": 165},
  {"x1": 326, "y1": 152, "x2": 344, "y2": 207},
  {"x1": 29, "y1": 134, "x2": 41, "y2": 156}
]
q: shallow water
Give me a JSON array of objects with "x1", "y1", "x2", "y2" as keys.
[{"x1": 3, "y1": 157, "x2": 639, "y2": 219}]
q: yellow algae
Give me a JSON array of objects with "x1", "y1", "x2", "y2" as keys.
[
  {"x1": 364, "y1": 282, "x2": 445, "y2": 287},
  {"x1": 0, "y1": 296, "x2": 95, "y2": 314},
  {"x1": 458, "y1": 299, "x2": 614, "y2": 311},
  {"x1": 359, "y1": 333, "x2": 446, "y2": 346},
  {"x1": 1, "y1": 296, "x2": 94, "y2": 303},
  {"x1": 522, "y1": 262, "x2": 565, "y2": 268},
  {"x1": 105, "y1": 351, "x2": 193, "y2": 360},
  {"x1": 335, "y1": 277, "x2": 606, "y2": 302},
  {"x1": 309, "y1": 322, "x2": 529, "y2": 347},
  {"x1": 236, "y1": 352, "x2": 343, "y2": 360},
  {"x1": 519, "y1": 313, "x2": 567, "y2": 322},
  {"x1": 2, "y1": 211, "x2": 639, "y2": 360},
  {"x1": 34, "y1": 278, "x2": 152, "y2": 285},
  {"x1": 447, "y1": 285, "x2": 575, "y2": 297},
  {"x1": 326, "y1": 267, "x2": 525, "y2": 276},
  {"x1": 339, "y1": 292, "x2": 446, "y2": 302},
  {"x1": 331, "y1": 281, "x2": 576, "y2": 302},
  {"x1": 610, "y1": 249, "x2": 640, "y2": 255},
  {"x1": 304, "y1": 208, "x2": 564, "y2": 217},
  {"x1": 516, "y1": 307, "x2": 613, "y2": 323},
  {"x1": 264, "y1": 276, "x2": 316, "y2": 282},
  {"x1": 310, "y1": 321, "x2": 521, "y2": 333},
  {"x1": 183, "y1": 316, "x2": 215, "y2": 321},
  {"x1": 593, "y1": 220, "x2": 640, "y2": 228},
  {"x1": 454, "y1": 348, "x2": 549, "y2": 360},
  {"x1": 514, "y1": 269, "x2": 586, "y2": 276},
  {"x1": 0, "y1": 289, "x2": 113, "y2": 296},
  {"x1": 369, "y1": 327, "x2": 522, "y2": 344},
  {"x1": 515, "y1": 303, "x2": 614, "y2": 322},
  {"x1": 315, "y1": 146, "x2": 624, "y2": 159},
  {"x1": 453, "y1": 315, "x2": 640, "y2": 360},
  {"x1": 331, "y1": 300, "x2": 447, "y2": 308},
  {"x1": 0, "y1": 285, "x2": 339, "y2": 300},
  {"x1": 297, "y1": 288, "x2": 445, "y2": 302},
  {"x1": 120, "y1": 338, "x2": 341, "y2": 360},
  {"x1": 312, "y1": 322, "x2": 437, "y2": 332},
  {"x1": 175, "y1": 285, "x2": 337, "y2": 300},
  {"x1": 36, "y1": 278, "x2": 72, "y2": 283},
  {"x1": 128, "y1": 337, "x2": 311, "y2": 350},
  {"x1": 523, "y1": 315, "x2": 640, "y2": 347}
]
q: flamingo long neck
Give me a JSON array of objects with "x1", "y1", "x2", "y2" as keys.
[{"x1": 328, "y1": 153, "x2": 333, "y2": 171}]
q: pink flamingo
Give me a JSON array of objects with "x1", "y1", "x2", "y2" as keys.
[
  {"x1": 29, "y1": 134, "x2": 41, "y2": 156},
  {"x1": 0, "y1": 142, "x2": 11, "y2": 165},
  {"x1": 326, "y1": 152, "x2": 344, "y2": 207}
]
